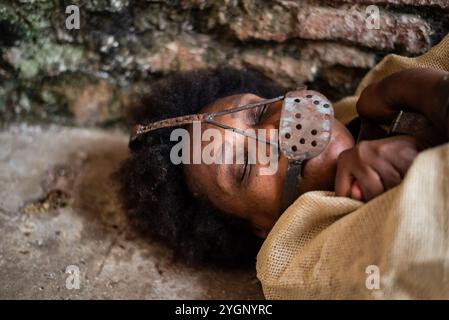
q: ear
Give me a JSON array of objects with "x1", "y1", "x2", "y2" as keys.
[{"x1": 252, "y1": 225, "x2": 268, "y2": 239}]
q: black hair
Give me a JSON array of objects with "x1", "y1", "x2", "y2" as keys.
[{"x1": 117, "y1": 67, "x2": 286, "y2": 266}]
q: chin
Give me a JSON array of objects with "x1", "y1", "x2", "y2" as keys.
[{"x1": 297, "y1": 120, "x2": 354, "y2": 194}]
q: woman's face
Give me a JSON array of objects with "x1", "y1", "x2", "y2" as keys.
[{"x1": 183, "y1": 93, "x2": 354, "y2": 238}]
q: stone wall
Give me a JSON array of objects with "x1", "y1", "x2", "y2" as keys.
[{"x1": 0, "y1": 0, "x2": 448, "y2": 126}]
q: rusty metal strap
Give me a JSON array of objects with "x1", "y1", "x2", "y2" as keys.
[
  {"x1": 130, "y1": 95, "x2": 285, "y2": 142},
  {"x1": 130, "y1": 113, "x2": 208, "y2": 142}
]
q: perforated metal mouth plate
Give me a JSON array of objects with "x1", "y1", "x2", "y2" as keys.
[{"x1": 279, "y1": 90, "x2": 334, "y2": 161}]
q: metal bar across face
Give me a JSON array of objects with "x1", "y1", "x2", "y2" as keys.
[
  {"x1": 204, "y1": 119, "x2": 278, "y2": 147},
  {"x1": 131, "y1": 95, "x2": 286, "y2": 143},
  {"x1": 203, "y1": 95, "x2": 284, "y2": 146},
  {"x1": 208, "y1": 95, "x2": 285, "y2": 118}
]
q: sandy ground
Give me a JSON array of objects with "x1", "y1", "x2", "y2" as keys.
[{"x1": 0, "y1": 124, "x2": 263, "y2": 299}]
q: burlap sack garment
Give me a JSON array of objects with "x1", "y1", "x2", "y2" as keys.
[{"x1": 256, "y1": 34, "x2": 449, "y2": 299}]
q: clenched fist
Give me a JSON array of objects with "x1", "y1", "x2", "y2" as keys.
[{"x1": 335, "y1": 136, "x2": 421, "y2": 201}]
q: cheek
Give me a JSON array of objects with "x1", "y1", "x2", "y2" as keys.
[
  {"x1": 251, "y1": 176, "x2": 280, "y2": 200},
  {"x1": 303, "y1": 154, "x2": 336, "y2": 190},
  {"x1": 250, "y1": 159, "x2": 287, "y2": 212},
  {"x1": 245, "y1": 176, "x2": 283, "y2": 230}
]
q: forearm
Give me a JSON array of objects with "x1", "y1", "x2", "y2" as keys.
[{"x1": 357, "y1": 68, "x2": 449, "y2": 138}]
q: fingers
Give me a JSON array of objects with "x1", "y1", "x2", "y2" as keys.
[
  {"x1": 335, "y1": 136, "x2": 420, "y2": 202},
  {"x1": 352, "y1": 165, "x2": 384, "y2": 201},
  {"x1": 335, "y1": 150, "x2": 355, "y2": 198},
  {"x1": 335, "y1": 150, "x2": 387, "y2": 201},
  {"x1": 389, "y1": 148, "x2": 418, "y2": 177},
  {"x1": 350, "y1": 181, "x2": 363, "y2": 201},
  {"x1": 335, "y1": 167, "x2": 354, "y2": 198},
  {"x1": 382, "y1": 136, "x2": 419, "y2": 177},
  {"x1": 364, "y1": 155, "x2": 401, "y2": 191},
  {"x1": 338, "y1": 165, "x2": 396, "y2": 202}
]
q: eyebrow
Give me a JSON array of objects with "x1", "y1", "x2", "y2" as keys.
[{"x1": 228, "y1": 96, "x2": 262, "y2": 121}]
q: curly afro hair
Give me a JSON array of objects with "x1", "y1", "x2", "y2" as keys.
[{"x1": 117, "y1": 67, "x2": 286, "y2": 266}]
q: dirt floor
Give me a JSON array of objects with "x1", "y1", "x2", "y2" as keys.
[{"x1": 0, "y1": 124, "x2": 263, "y2": 299}]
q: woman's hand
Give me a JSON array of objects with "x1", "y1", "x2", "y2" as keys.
[
  {"x1": 357, "y1": 68, "x2": 449, "y2": 140},
  {"x1": 335, "y1": 135, "x2": 420, "y2": 201}
]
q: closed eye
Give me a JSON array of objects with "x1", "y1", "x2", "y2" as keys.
[
  {"x1": 240, "y1": 151, "x2": 249, "y2": 182},
  {"x1": 257, "y1": 104, "x2": 268, "y2": 123}
]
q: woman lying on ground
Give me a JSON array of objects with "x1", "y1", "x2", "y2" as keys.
[{"x1": 117, "y1": 66, "x2": 449, "y2": 266}]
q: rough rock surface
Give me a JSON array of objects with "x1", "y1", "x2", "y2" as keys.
[
  {"x1": 1, "y1": 0, "x2": 448, "y2": 300},
  {"x1": 0, "y1": 0, "x2": 448, "y2": 125},
  {"x1": 0, "y1": 124, "x2": 263, "y2": 299}
]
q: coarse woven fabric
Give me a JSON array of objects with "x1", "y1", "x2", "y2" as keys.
[{"x1": 256, "y1": 33, "x2": 449, "y2": 299}]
